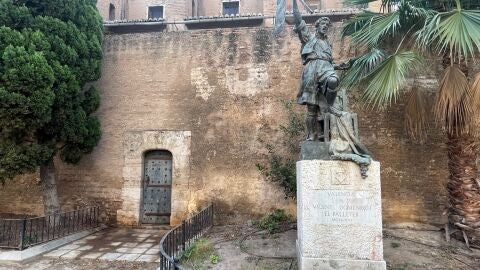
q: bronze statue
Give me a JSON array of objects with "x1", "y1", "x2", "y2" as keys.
[
  {"x1": 292, "y1": 0, "x2": 349, "y2": 141},
  {"x1": 291, "y1": 0, "x2": 372, "y2": 177}
]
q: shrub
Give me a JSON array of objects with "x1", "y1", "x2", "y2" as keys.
[
  {"x1": 256, "y1": 100, "x2": 304, "y2": 199},
  {"x1": 257, "y1": 209, "x2": 291, "y2": 234},
  {"x1": 180, "y1": 238, "x2": 219, "y2": 269}
]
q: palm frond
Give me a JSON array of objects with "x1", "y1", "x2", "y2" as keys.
[
  {"x1": 466, "y1": 72, "x2": 480, "y2": 134},
  {"x1": 350, "y1": 11, "x2": 401, "y2": 47},
  {"x1": 361, "y1": 51, "x2": 422, "y2": 107},
  {"x1": 470, "y1": 72, "x2": 480, "y2": 107},
  {"x1": 343, "y1": 11, "x2": 378, "y2": 37},
  {"x1": 434, "y1": 65, "x2": 471, "y2": 134},
  {"x1": 415, "y1": 11, "x2": 442, "y2": 49},
  {"x1": 340, "y1": 48, "x2": 387, "y2": 89},
  {"x1": 417, "y1": 8, "x2": 480, "y2": 61},
  {"x1": 405, "y1": 86, "x2": 429, "y2": 140},
  {"x1": 401, "y1": 2, "x2": 437, "y2": 20}
]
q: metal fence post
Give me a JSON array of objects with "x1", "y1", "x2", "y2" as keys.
[
  {"x1": 19, "y1": 218, "x2": 27, "y2": 250},
  {"x1": 181, "y1": 220, "x2": 186, "y2": 252},
  {"x1": 210, "y1": 204, "x2": 214, "y2": 227}
]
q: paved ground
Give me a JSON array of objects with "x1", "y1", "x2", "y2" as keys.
[
  {"x1": 42, "y1": 228, "x2": 167, "y2": 262},
  {"x1": 184, "y1": 224, "x2": 480, "y2": 270},
  {"x1": 0, "y1": 227, "x2": 168, "y2": 270},
  {"x1": 3, "y1": 224, "x2": 480, "y2": 269},
  {"x1": 0, "y1": 258, "x2": 159, "y2": 270}
]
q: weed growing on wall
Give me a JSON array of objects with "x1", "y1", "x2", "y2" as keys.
[{"x1": 256, "y1": 100, "x2": 305, "y2": 199}]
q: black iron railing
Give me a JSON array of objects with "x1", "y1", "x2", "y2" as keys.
[
  {"x1": 0, "y1": 206, "x2": 101, "y2": 250},
  {"x1": 160, "y1": 203, "x2": 214, "y2": 270}
]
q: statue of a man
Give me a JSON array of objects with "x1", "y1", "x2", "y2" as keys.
[{"x1": 292, "y1": 0, "x2": 349, "y2": 141}]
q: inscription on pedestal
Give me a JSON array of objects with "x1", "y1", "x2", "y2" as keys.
[
  {"x1": 297, "y1": 159, "x2": 386, "y2": 270},
  {"x1": 312, "y1": 166, "x2": 352, "y2": 189},
  {"x1": 307, "y1": 190, "x2": 378, "y2": 225}
]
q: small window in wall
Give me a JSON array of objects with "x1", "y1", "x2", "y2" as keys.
[
  {"x1": 223, "y1": 1, "x2": 239, "y2": 15},
  {"x1": 148, "y1": 6, "x2": 164, "y2": 19},
  {"x1": 109, "y1": 4, "x2": 115, "y2": 21}
]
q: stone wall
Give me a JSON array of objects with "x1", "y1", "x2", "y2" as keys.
[
  {"x1": 197, "y1": 0, "x2": 263, "y2": 17},
  {"x1": 0, "y1": 173, "x2": 44, "y2": 217},
  {"x1": 97, "y1": 0, "x2": 190, "y2": 21},
  {"x1": 96, "y1": 0, "x2": 123, "y2": 20},
  {"x1": 0, "y1": 23, "x2": 448, "y2": 226}
]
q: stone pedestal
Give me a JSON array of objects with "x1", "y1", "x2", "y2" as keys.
[
  {"x1": 300, "y1": 141, "x2": 330, "y2": 160},
  {"x1": 296, "y1": 160, "x2": 386, "y2": 270}
]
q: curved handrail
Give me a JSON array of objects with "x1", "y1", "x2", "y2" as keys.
[
  {"x1": 159, "y1": 203, "x2": 214, "y2": 270},
  {"x1": 159, "y1": 221, "x2": 185, "y2": 270}
]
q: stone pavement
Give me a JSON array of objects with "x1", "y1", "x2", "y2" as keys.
[
  {"x1": 42, "y1": 227, "x2": 167, "y2": 263},
  {"x1": 0, "y1": 257, "x2": 159, "y2": 270}
]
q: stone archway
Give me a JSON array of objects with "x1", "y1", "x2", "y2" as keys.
[{"x1": 117, "y1": 130, "x2": 191, "y2": 226}]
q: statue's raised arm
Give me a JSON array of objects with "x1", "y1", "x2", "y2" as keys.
[
  {"x1": 293, "y1": 0, "x2": 302, "y2": 26},
  {"x1": 293, "y1": 0, "x2": 312, "y2": 44}
]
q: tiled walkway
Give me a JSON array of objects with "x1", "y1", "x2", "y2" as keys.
[{"x1": 43, "y1": 228, "x2": 168, "y2": 263}]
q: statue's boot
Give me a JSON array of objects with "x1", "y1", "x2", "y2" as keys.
[
  {"x1": 326, "y1": 88, "x2": 343, "y2": 117},
  {"x1": 326, "y1": 88, "x2": 337, "y2": 107},
  {"x1": 306, "y1": 115, "x2": 318, "y2": 141}
]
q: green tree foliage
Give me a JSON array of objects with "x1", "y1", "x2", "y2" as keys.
[
  {"x1": 343, "y1": 0, "x2": 480, "y2": 245},
  {"x1": 256, "y1": 101, "x2": 305, "y2": 199},
  {"x1": 0, "y1": 0, "x2": 103, "y2": 183}
]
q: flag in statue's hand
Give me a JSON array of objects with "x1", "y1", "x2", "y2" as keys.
[{"x1": 274, "y1": 0, "x2": 286, "y2": 36}]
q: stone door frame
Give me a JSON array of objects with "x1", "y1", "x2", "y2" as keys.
[{"x1": 117, "y1": 130, "x2": 191, "y2": 226}]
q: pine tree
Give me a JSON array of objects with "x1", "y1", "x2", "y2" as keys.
[{"x1": 0, "y1": 0, "x2": 103, "y2": 215}]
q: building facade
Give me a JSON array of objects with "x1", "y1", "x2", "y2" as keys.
[
  {"x1": 0, "y1": 1, "x2": 448, "y2": 228},
  {"x1": 96, "y1": 0, "x2": 369, "y2": 22}
]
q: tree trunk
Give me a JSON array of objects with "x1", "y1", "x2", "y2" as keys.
[
  {"x1": 447, "y1": 131, "x2": 480, "y2": 245},
  {"x1": 40, "y1": 158, "x2": 61, "y2": 216}
]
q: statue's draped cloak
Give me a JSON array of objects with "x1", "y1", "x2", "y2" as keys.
[{"x1": 294, "y1": 21, "x2": 338, "y2": 108}]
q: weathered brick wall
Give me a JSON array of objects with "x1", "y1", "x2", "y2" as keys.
[
  {"x1": 97, "y1": 0, "x2": 190, "y2": 21},
  {"x1": 0, "y1": 23, "x2": 448, "y2": 225},
  {"x1": 0, "y1": 173, "x2": 44, "y2": 217},
  {"x1": 197, "y1": 0, "x2": 262, "y2": 17},
  {"x1": 281, "y1": 0, "x2": 344, "y2": 11},
  {"x1": 68, "y1": 23, "x2": 448, "y2": 225},
  {"x1": 129, "y1": 0, "x2": 189, "y2": 21},
  {"x1": 97, "y1": 0, "x2": 124, "y2": 20}
]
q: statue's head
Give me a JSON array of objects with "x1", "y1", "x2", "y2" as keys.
[{"x1": 315, "y1": 17, "x2": 331, "y2": 37}]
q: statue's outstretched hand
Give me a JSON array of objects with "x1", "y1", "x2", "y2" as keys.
[
  {"x1": 334, "y1": 62, "x2": 349, "y2": 70},
  {"x1": 334, "y1": 59, "x2": 356, "y2": 70}
]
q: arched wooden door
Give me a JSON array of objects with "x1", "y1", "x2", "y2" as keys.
[{"x1": 141, "y1": 150, "x2": 172, "y2": 224}]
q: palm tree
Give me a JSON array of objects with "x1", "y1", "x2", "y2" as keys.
[{"x1": 342, "y1": 0, "x2": 480, "y2": 246}]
